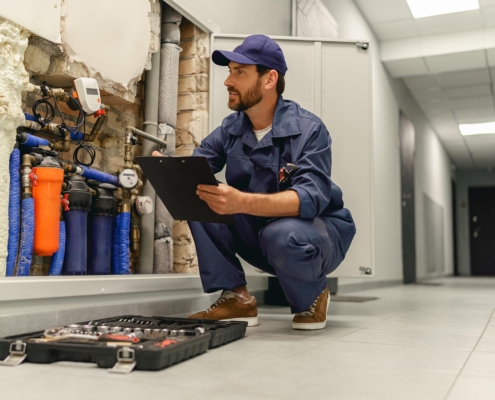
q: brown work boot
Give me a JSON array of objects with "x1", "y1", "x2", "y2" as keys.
[
  {"x1": 188, "y1": 290, "x2": 259, "y2": 327},
  {"x1": 292, "y1": 286, "x2": 330, "y2": 330}
]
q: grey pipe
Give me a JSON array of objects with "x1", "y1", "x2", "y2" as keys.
[
  {"x1": 138, "y1": 48, "x2": 161, "y2": 274},
  {"x1": 129, "y1": 127, "x2": 168, "y2": 148},
  {"x1": 154, "y1": 2, "x2": 182, "y2": 274}
]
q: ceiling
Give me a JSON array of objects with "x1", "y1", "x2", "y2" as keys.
[{"x1": 355, "y1": 0, "x2": 495, "y2": 170}]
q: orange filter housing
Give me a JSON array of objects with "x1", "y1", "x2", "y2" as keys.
[{"x1": 32, "y1": 166, "x2": 64, "y2": 256}]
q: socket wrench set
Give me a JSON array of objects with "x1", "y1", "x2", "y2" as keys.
[{"x1": 0, "y1": 315, "x2": 247, "y2": 373}]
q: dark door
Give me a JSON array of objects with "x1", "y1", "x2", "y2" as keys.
[
  {"x1": 452, "y1": 180, "x2": 458, "y2": 276},
  {"x1": 469, "y1": 186, "x2": 495, "y2": 276},
  {"x1": 399, "y1": 112, "x2": 416, "y2": 283}
]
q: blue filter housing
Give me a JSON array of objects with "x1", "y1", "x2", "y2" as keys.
[
  {"x1": 87, "y1": 182, "x2": 118, "y2": 275},
  {"x1": 62, "y1": 176, "x2": 92, "y2": 275}
]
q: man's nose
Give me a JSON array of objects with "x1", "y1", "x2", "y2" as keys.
[{"x1": 224, "y1": 74, "x2": 233, "y2": 87}]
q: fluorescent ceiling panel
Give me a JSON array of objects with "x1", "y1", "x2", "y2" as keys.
[
  {"x1": 406, "y1": 0, "x2": 479, "y2": 18},
  {"x1": 460, "y1": 121, "x2": 495, "y2": 135}
]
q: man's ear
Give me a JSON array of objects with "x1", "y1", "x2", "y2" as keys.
[{"x1": 263, "y1": 70, "x2": 278, "y2": 91}]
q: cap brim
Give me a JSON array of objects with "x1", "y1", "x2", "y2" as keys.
[{"x1": 212, "y1": 50, "x2": 257, "y2": 66}]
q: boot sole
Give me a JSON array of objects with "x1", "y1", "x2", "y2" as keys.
[
  {"x1": 223, "y1": 316, "x2": 259, "y2": 327},
  {"x1": 292, "y1": 292, "x2": 330, "y2": 331}
]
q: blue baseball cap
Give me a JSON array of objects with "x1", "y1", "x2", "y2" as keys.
[{"x1": 212, "y1": 34, "x2": 288, "y2": 76}]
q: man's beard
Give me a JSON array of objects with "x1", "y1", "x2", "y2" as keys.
[{"x1": 228, "y1": 79, "x2": 262, "y2": 112}]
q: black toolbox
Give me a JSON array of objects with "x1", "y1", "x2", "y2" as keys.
[{"x1": 0, "y1": 315, "x2": 247, "y2": 373}]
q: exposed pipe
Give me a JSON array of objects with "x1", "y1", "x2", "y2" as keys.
[
  {"x1": 127, "y1": 126, "x2": 168, "y2": 148},
  {"x1": 291, "y1": 0, "x2": 298, "y2": 36},
  {"x1": 6, "y1": 146, "x2": 21, "y2": 276},
  {"x1": 112, "y1": 212, "x2": 121, "y2": 274},
  {"x1": 17, "y1": 132, "x2": 50, "y2": 148},
  {"x1": 49, "y1": 220, "x2": 65, "y2": 276},
  {"x1": 17, "y1": 198, "x2": 34, "y2": 276},
  {"x1": 80, "y1": 166, "x2": 119, "y2": 187},
  {"x1": 119, "y1": 200, "x2": 131, "y2": 274},
  {"x1": 139, "y1": 47, "x2": 161, "y2": 274},
  {"x1": 17, "y1": 154, "x2": 37, "y2": 276},
  {"x1": 23, "y1": 112, "x2": 84, "y2": 141},
  {"x1": 154, "y1": 2, "x2": 182, "y2": 274}
]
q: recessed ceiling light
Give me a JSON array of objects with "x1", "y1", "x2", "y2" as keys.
[
  {"x1": 459, "y1": 121, "x2": 495, "y2": 136},
  {"x1": 406, "y1": 0, "x2": 479, "y2": 19}
]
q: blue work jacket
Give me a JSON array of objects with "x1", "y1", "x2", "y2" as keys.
[{"x1": 193, "y1": 96, "x2": 355, "y2": 253}]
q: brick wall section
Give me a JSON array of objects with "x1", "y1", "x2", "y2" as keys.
[{"x1": 172, "y1": 19, "x2": 210, "y2": 274}]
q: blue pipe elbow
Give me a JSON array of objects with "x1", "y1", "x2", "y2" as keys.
[
  {"x1": 6, "y1": 148, "x2": 21, "y2": 276},
  {"x1": 118, "y1": 212, "x2": 131, "y2": 274},
  {"x1": 21, "y1": 133, "x2": 50, "y2": 148},
  {"x1": 81, "y1": 166, "x2": 119, "y2": 187},
  {"x1": 17, "y1": 198, "x2": 35, "y2": 276},
  {"x1": 49, "y1": 221, "x2": 66, "y2": 276}
]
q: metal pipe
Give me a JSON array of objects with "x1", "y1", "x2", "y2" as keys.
[
  {"x1": 127, "y1": 126, "x2": 168, "y2": 148},
  {"x1": 139, "y1": 46, "x2": 161, "y2": 275}
]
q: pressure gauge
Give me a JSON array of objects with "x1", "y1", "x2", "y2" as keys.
[
  {"x1": 134, "y1": 196, "x2": 153, "y2": 216},
  {"x1": 118, "y1": 168, "x2": 139, "y2": 189},
  {"x1": 73, "y1": 77, "x2": 101, "y2": 114}
]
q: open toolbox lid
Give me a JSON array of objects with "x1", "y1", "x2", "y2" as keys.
[{"x1": 0, "y1": 315, "x2": 247, "y2": 373}]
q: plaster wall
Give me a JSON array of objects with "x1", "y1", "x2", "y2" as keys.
[
  {"x1": 321, "y1": 0, "x2": 454, "y2": 286},
  {"x1": 456, "y1": 170, "x2": 495, "y2": 276},
  {"x1": 0, "y1": 19, "x2": 31, "y2": 275},
  {"x1": 62, "y1": 0, "x2": 151, "y2": 87},
  {"x1": 0, "y1": 0, "x2": 61, "y2": 43}
]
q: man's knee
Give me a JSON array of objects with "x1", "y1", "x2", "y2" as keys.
[{"x1": 259, "y1": 218, "x2": 313, "y2": 261}]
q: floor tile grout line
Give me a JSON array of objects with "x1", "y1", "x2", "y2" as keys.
[{"x1": 442, "y1": 308, "x2": 495, "y2": 400}]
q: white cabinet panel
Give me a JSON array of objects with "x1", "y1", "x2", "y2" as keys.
[{"x1": 209, "y1": 34, "x2": 373, "y2": 278}]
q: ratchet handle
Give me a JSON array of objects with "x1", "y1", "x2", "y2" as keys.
[{"x1": 98, "y1": 334, "x2": 140, "y2": 343}]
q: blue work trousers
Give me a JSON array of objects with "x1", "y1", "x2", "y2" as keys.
[{"x1": 189, "y1": 214, "x2": 347, "y2": 313}]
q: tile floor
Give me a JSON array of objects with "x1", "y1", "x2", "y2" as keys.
[{"x1": 1, "y1": 277, "x2": 495, "y2": 400}]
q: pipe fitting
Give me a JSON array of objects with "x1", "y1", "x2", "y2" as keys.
[{"x1": 21, "y1": 154, "x2": 37, "y2": 198}]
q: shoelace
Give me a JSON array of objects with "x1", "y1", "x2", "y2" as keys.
[
  {"x1": 296, "y1": 290, "x2": 325, "y2": 317},
  {"x1": 206, "y1": 290, "x2": 252, "y2": 313}
]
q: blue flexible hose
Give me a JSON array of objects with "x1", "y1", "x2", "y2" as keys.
[
  {"x1": 24, "y1": 112, "x2": 84, "y2": 141},
  {"x1": 21, "y1": 133, "x2": 50, "y2": 147},
  {"x1": 111, "y1": 213, "x2": 121, "y2": 274},
  {"x1": 49, "y1": 221, "x2": 65, "y2": 276},
  {"x1": 118, "y1": 212, "x2": 131, "y2": 274},
  {"x1": 81, "y1": 166, "x2": 119, "y2": 186},
  {"x1": 6, "y1": 148, "x2": 20, "y2": 276},
  {"x1": 17, "y1": 198, "x2": 34, "y2": 276}
]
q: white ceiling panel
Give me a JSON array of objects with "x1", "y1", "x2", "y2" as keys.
[
  {"x1": 403, "y1": 75, "x2": 440, "y2": 91},
  {"x1": 416, "y1": 10, "x2": 484, "y2": 36},
  {"x1": 437, "y1": 68, "x2": 491, "y2": 87},
  {"x1": 372, "y1": 19, "x2": 420, "y2": 41},
  {"x1": 411, "y1": 89, "x2": 449, "y2": 103},
  {"x1": 424, "y1": 50, "x2": 487, "y2": 73},
  {"x1": 454, "y1": 107, "x2": 495, "y2": 123},
  {"x1": 450, "y1": 95, "x2": 495, "y2": 110},
  {"x1": 430, "y1": 120, "x2": 461, "y2": 134},
  {"x1": 483, "y1": 6, "x2": 495, "y2": 26},
  {"x1": 354, "y1": 0, "x2": 413, "y2": 23},
  {"x1": 482, "y1": 0, "x2": 495, "y2": 7},
  {"x1": 383, "y1": 58, "x2": 430, "y2": 77},
  {"x1": 445, "y1": 84, "x2": 492, "y2": 98}
]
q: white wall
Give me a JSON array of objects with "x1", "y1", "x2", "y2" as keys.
[
  {"x1": 456, "y1": 171, "x2": 495, "y2": 276},
  {"x1": 322, "y1": 0, "x2": 454, "y2": 285},
  {"x1": 178, "y1": 0, "x2": 292, "y2": 35}
]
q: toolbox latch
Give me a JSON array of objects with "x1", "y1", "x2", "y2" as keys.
[
  {"x1": 109, "y1": 347, "x2": 136, "y2": 374},
  {"x1": 0, "y1": 341, "x2": 27, "y2": 367}
]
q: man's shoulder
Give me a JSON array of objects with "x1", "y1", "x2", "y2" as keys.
[{"x1": 284, "y1": 99, "x2": 327, "y2": 133}]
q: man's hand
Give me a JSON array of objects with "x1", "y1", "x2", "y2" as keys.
[
  {"x1": 152, "y1": 151, "x2": 162, "y2": 157},
  {"x1": 197, "y1": 183, "x2": 246, "y2": 215}
]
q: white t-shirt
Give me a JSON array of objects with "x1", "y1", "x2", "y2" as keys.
[{"x1": 253, "y1": 125, "x2": 272, "y2": 142}]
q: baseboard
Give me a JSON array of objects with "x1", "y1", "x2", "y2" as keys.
[{"x1": 336, "y1": 278, "x2": 403, "y2": 294}]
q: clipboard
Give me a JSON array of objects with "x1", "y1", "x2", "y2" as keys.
[{"x1": 136, "y1": 156, "x2": 235, "y2": 224}]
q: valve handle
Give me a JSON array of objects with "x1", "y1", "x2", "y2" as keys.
[
  {"x1": 28, "y1": 173, "x2": 38, "y2": 186},
  {"x1": 61, "y1": 193, "x2": 70, "y2": 211},
  {"x1": 94, "y1": 109, "x2": 105, "y2": 118}
]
